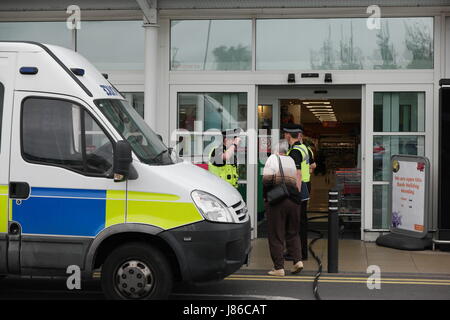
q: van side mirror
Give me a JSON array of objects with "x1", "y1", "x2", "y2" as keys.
[{"x1": 113, "y1": 140, "x2": 132, "y2": 182}]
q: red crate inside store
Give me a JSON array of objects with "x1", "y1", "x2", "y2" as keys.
[{"x1": 336, "y1": 169, "x2": 361, "y2": 195}]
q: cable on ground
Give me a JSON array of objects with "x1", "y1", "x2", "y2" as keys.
[{"x1": 307, "y1": 214, "x2": 328, "y2": 300}]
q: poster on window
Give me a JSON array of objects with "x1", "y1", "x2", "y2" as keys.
[{"x1": 391, "y1": 155, "x2": 430, "y2": 238}]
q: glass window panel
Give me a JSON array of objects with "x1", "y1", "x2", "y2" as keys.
[
  {"x1": 373, "y1": 135, "x2": 425, "y2": 181},
  {"x1": 177, "y1": 92, "x2": 247, "y2": 165},
  {"x1": 124, "y1": 92, "x2": 144, "y2": 118},
  {"x1": 77, "y1": 21, "x2": 144, "y2": 71},
  {"x1": 373, "y1": 184, "x2": 390, "y2": 229},
  {"x1": 0, "y1": 22, "x2": 72, "y2": 49},
  {"x1": 171, "y1": 20, "x2": 252, "y2": 71},
  {"x1": 22, "y1": 98, "x2": 83, "y2": 171},
  {"x1": 84, "y1": 112, "x2": 113, "y2": 176},
  {"x1": 373, "y1": 92, "x2": 425, "y2": 132},
  {"x1": 256, "y1": 17, "x2": 433, "y2": 70},
  {"x1": 22, "y1": 98, "x2": 114, "y2": 177}
]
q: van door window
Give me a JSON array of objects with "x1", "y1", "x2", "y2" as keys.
[{"x1": 22, "y1": 97, "x2": 113, "y2": 177}]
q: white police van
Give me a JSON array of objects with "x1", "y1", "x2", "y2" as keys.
[{"x1": 0, "y1": 41, "x2": 250, "y2": 299}]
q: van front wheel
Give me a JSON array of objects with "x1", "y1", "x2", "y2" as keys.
[{"x1": 101, "y1": 242, "x2": 173, "y2": 300}]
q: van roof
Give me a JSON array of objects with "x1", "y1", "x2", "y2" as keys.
[{"x1": 0, "y1": 41, "x2": 124, "y2": 101}]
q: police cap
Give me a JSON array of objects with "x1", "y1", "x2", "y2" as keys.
[
  {"x1": 282, "y1": 123, "x2": 303, "y2": 134},
  {"x1": 221, "y1": 128, "x2": 242, "y2": 137}
]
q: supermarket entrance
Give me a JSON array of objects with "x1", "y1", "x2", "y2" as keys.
[{"x1": 257, "y1": 85, "x2": 362, "y2": 239}]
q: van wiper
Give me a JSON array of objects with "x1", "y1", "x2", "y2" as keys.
[{"x1": 149, "y1": 149, "x2": 168, "y2": 162}]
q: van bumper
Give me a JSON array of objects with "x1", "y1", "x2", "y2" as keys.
[{"x1": 160, "y1": 220, "x2": 251, "y2": 283}]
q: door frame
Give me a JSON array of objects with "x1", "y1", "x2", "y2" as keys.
[
  {"x1": 257, "y1": 84, "x2": 365, "y2": 239},
  {"x1": 363, "y1": 83, "x2": 434, "y2": 241},
  {"x1": 169, "y1": 84, "x2": 258, "y2": 238}
]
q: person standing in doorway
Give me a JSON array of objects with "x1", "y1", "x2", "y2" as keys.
[
  {"x1": 208, "y1": 129, "x2": 241, "y2": 188},
  {"x1": 263, "y1": 139, "x2": 303, "y2": 276},
  {"x1": 283, "y1": 124, "x2": 314, "y2": 260},
  {"x1": 303, "y1": 139, "x2": 317, "y2": 199}
]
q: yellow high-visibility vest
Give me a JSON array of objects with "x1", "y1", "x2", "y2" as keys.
[
  {"x1": 208, "y1": 147, "x2": 239, "y2": 188},
  {"x1": 288, "y1": 144, "x2": 311, "y2": 183}
]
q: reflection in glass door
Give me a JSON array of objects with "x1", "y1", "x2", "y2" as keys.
[
  {"x1": 257, "y1": 105, "x2": 273, "y2": 224},
  {"x1": 176, "y1": 92, "x2": 248, "y2": 197}
]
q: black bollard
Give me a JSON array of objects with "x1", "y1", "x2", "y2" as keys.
[{"x1": 328, "y1": 189, "x2": 339, "y2": 273}]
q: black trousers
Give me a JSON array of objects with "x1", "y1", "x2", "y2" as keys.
[{"x1": 300, "y1": 182, "x2": 312, "y2": 260}]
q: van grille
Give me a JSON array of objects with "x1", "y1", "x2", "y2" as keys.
[{"x1": 230, "y1": 200, "x2": 248, "y2": 223}]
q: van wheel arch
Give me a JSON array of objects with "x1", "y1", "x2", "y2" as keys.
[{"x1": 90, "y1": 231, "x2": 182, "y2": 283}]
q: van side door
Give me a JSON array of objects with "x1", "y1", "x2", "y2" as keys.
[
  {"x1": 8, "y1": 92, "x2": 126, "y2": 275},
  {"x1": 0, "y1": 52, "x2": 15, "y2": 275}
]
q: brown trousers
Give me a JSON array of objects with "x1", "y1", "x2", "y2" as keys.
[{"x1": 266, "y1": 198, "x2": 302, "y2": 270}]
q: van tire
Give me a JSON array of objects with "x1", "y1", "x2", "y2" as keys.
[{"x1": 101, "y1": 242, "x2": 173, "y2": 300}]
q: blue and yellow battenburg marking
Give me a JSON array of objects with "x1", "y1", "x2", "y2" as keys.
[{"x1": 7, "y1": 187, "x2": 202, "y2": 237}]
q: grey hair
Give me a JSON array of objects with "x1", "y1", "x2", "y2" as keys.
[{"x1": 277, "y1": 139, "x2": 290, "y2": 155}]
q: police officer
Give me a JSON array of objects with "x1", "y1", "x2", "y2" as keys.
[
  {"x1": 283, "y1": 124, "x2": 315, "y2": 260},
  {"x1": 208, "y1": 129, "x2": 241, "y2": 188}
]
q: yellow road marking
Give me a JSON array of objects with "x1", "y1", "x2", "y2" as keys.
[
  {"x1": 92, "y1": 271, "x2": 450, "y2": 286},
  {"x1": 228, "y1": 274, "x2": 450, "y2": 283},
  {"x1": 225, "y1": 275, "x2": 450, "y2": 286},
  {"x1": 226, "y1": 278, "x2": 450, "y2": 286}
]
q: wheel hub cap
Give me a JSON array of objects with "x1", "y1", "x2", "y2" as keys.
[{"x1": 116, "y1": 260, "x2": 154, "y2": 299}]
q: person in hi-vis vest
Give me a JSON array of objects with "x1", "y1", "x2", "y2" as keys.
[
  {"x1": 283, "y1": 123, "x2": 316, "y2": 261},
  {"x1": 208, "y1": 129, "x2": 241, "y2": 188}
]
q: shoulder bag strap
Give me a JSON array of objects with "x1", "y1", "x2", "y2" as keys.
[{"x1": 276, "y1": 155, "x2": 289, "y2": 195}]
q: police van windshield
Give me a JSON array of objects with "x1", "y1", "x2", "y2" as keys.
[{"x1": 95, "y1": 99, "x2": 178, "y2": 166}]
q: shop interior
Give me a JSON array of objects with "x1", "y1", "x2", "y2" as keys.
[{"x1": 257, "y1": 94, "x2": 362, "y2": 239}]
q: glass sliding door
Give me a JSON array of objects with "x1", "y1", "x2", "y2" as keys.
[
  {"x1": 176, "y1": 92, "x2": 248, "y2": 187},
  {"x1": 365, "y1": 85, "x2": 433, "y2": 235},
  {"x1": 170, "y1": 85, "x2": 257, "y2": 238}
]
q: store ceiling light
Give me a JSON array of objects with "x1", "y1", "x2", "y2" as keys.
[
  {"x1": 307, "y1": 106, "x2": 332, "y2": 109},
  {"x1": 308, "y1": 105, "x2": 332, "y2": 108},
  {"x1": 303, "y1": 101, "x2": 330, "y2": 105}
]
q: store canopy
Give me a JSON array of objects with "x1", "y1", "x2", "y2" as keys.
[{"x1": 0, "y1": 0, "x2": 448, "y2": 12}]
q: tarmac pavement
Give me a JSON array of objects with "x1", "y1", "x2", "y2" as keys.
[{"x1": 0, "y1": 238, "x2": 449, "y2": 300}]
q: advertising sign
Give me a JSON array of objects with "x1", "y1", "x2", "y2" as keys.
[{"x1": 391, "y1": 155, "x2": 430, "y2": 238}]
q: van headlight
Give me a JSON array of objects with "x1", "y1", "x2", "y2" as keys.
[{"x1": 191, "y1": 190, "x2": 234, "y2": 223}]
